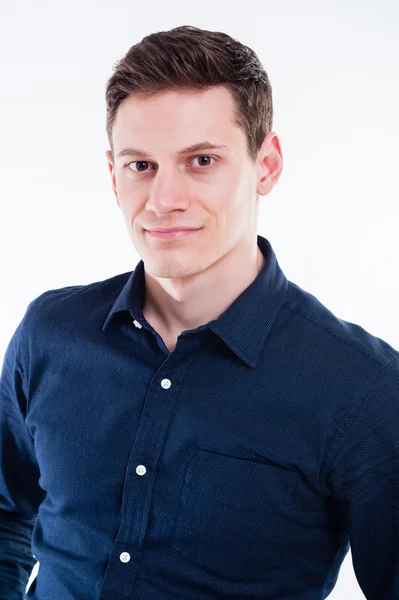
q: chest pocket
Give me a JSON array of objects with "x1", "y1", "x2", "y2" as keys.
[{"x1": 172, "y1": 447, "x2": 300, "y2": 580}]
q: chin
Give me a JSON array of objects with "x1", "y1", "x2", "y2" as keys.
[{"x1": 145, "y1": 258, "x2": 207, "y2": 280}]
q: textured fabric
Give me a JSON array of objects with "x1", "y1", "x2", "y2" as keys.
[{"x1": 1, "y1": 234, "x2": 399, "y2": 600}]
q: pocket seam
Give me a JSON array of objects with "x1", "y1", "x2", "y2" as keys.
[{"x1": 171, "y1": 447, "x2": 300, "y2": 579}]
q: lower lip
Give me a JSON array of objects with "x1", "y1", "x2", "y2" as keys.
[{"x1": 146, "y1": 228, "x2": 202, "y2": 240}]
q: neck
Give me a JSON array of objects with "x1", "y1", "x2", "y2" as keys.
[{"x1": 142, "y1": 235, "x2": 266, "y2": 341}]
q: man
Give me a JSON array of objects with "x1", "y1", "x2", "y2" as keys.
[{"x1": 1, "y1": 24, "x2": 398, "y2": 600}]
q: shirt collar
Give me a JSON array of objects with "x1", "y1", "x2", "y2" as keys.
[{"x1": 102, "y1": 234, "x2": 289, "y2": 368}]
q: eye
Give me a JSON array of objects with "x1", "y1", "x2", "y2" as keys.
[
  {"x1": 124, "y1": 155, "x2": 216, "y2": 173},
  {"x1": 190, "y1": 155, "x2": 216, "y2": 168},
  {"x1": 126, "y1": 160, "x2": 155, "y2": 172}
]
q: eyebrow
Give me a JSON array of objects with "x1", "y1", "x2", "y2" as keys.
[{"x1": 116, "y1": 141, "x2": 230, "y2": 159}]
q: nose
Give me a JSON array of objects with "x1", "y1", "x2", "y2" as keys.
[{"x1": 145, "y1": 166, "x2": 191, "y2": 215}]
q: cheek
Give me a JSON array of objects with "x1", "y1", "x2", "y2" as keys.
[
  {"x1": 115, "y1": 170, "x2": 142, "y2": 197},
  {"x1": 116, "y1": 200, "x2": 141, "y2": 231},
  {"x1": 114, "y1": 180, "x2": 144, "y2": 216},
  {"x1": 208, "y1": 175, "x2": 241, "y2": 210}
]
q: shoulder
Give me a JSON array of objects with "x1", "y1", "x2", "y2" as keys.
[
  {"x1": 282, "y1": 279, "x2": 399, "y2": 371},
  {"x1": 21, "y1": 270, "x2": 133, "y2": 332}
]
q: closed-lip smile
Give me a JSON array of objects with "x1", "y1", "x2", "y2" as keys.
[
  {"x1": 146, "y1": 227, "x2": 201, "y2": 232},
  {"x1": 145, "y1": 227, "x2": 202, "y2": 240}
]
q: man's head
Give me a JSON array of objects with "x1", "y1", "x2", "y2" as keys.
[{"x1": 105, "y1": 25, "x2": 282, "y2": 280}]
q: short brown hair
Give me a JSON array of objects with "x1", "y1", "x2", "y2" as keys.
[{"x1": 105, "y1": 25, "x2": 273, "y2": 164}]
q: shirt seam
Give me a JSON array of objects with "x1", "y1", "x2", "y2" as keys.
[
  {"x1": 321, "y1": 354, "x2": 399, "y2": 480},
  {"x1": 282, "y1": 300, "x2": 390, "y2": 367}
]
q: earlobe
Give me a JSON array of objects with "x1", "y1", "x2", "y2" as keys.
[
  {"x1": 105, "y1": 149, "x2": 118, "y2": 200},
  {"x1": 106, "y1": 151, "x2": 114, "y2": 174},
  {"x1": 256, "y1": 133, "x2": 283, "y2": 195},
  {"x1": 256, "y1": 160, "x2": 272, "y2": 196},
  {"x1": 256, "y1": 178, "x2": 271, "y2": 197}
]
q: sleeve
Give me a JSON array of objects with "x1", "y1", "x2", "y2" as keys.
[
  {"x1": 0, "y1": 307, "x2": 46, "y2": 599},
  {"x1": 325, "y1": 355, "x2": 399, "y2": 600}
]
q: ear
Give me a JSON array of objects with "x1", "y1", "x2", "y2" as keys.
[
  {"x1": 105, "y1": 150, "x2": 119, "y2": 206},
  {"x1": 256, "y1": 132, "x2": 283, "y2": 196}
]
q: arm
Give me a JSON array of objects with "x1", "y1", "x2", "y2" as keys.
[
  {"x1": 325, "y1": 356, "x2": 399, "y2": 600},
  {"x1": 0, "y1": 310, "x2": 45, "y2": 599}
]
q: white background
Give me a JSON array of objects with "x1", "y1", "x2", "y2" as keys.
[{"x1": 0, "y1": 0, "x2": 398, "y2": 598}]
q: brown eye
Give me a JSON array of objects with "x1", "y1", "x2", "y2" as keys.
[
  {"x1": 191, "y1": 155, "x2": 215, "y2": 168},
  {"x1": 127, "y1": 161, "x2": 154, "y2": 172},
  {"x1": 124, "y1": 155, "x2": 216, "y2": 174}
]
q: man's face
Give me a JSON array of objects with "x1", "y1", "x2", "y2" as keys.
[{"x1": 106, "y1": 85, "x2": 280, "y2": 280}]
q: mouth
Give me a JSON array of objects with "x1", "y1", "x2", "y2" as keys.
[{"x1": 145, "y1": 228, "x2": 202, "y2": 240}]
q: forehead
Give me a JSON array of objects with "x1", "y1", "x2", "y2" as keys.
[{"x1": 112, "y1": 85, "x2": 245, "y2": 151}]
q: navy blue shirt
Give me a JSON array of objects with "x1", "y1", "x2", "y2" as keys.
[{"x1": 1, "y1": 234, "x2": 399, "y2": 600}]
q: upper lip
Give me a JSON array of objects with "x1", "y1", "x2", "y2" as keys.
[{"x1": 146, "y1": 227, "x2": 201, "y2": 232}]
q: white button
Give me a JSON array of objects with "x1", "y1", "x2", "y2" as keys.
[
  {"x1": 120, "y1": 551, "x2": 131, "y2": 563},
  {"x1": 136, "y1": 464, "x2": 146, "y2": 476},
  {"x1": 161, "y1": 378, "x2": 171, "y2": 389},
  {"x1": 133, "y1": 319, "x2": 142, "y2": 329}
]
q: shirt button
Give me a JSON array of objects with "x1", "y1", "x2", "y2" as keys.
[
  {"x1": 161, "y1": 378, "x2": 171, "y2": 389},
  {"x1": 136, "y1": 464, "x2": 146, "y2": 476},
  {"x1": 132, "y1": 319, "x2": 142, "y2": 329},
  {"x1": 119, "y1": 552, "x2": 131, "y2": 563}
]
